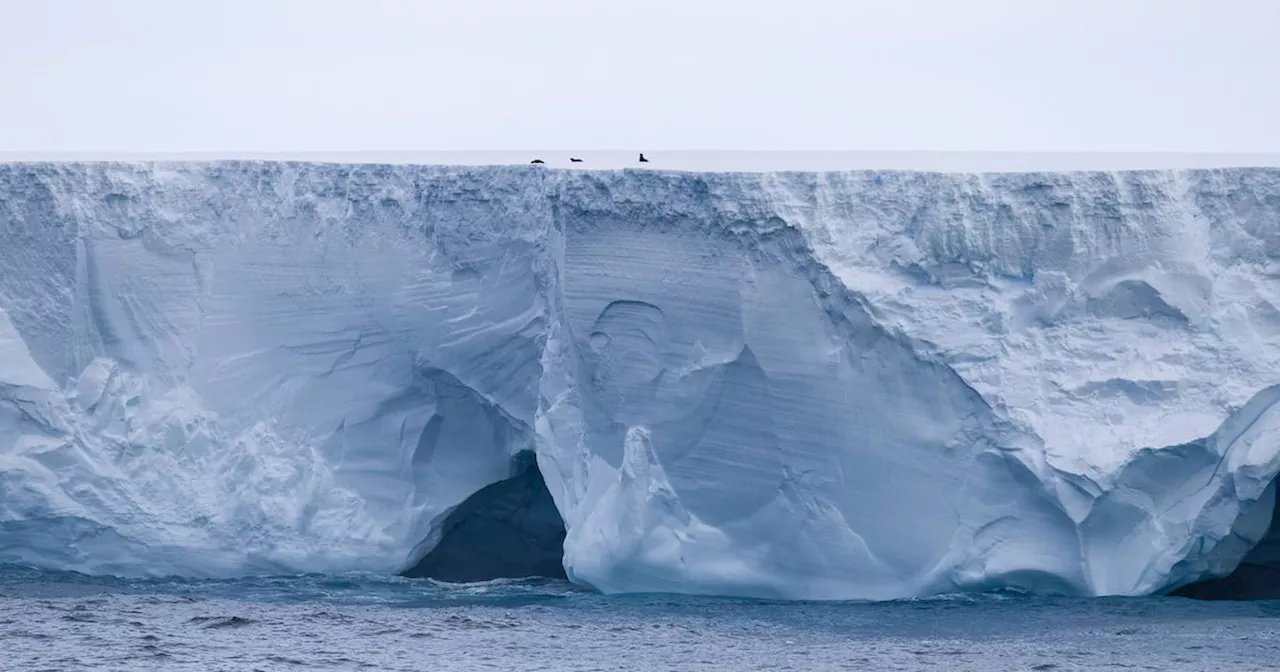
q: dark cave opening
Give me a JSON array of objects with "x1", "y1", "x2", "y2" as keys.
[
  {"x1": 1171, "y1": 481, "x2": 1280, "y2": 600},
  {"x1": 401, "y1": 453, "x2": 567, "y2": 582}
]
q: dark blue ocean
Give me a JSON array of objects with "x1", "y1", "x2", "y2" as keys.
[{"x1": 2, "y1": 565, "x2": 1278, "y2": 671}]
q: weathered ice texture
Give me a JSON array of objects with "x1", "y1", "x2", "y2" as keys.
[
  {"x1": 1, "y1": 162, "x2": 1278, "y2": 599},
  {"x1": 1171, "y1": 482, "x2": 1280, "y2": 600}
]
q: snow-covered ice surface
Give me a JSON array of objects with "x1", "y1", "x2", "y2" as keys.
[
  {"x1": 1, "y1": 160, "x2": 1279, "y2": 600},
  {"x1": 5, "y1": 150, "x2": 1280, "y2": 173}
]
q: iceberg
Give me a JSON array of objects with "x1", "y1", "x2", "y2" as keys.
[{"x1": 0, "y1": 161, "x2": 1278, "y2": 600}]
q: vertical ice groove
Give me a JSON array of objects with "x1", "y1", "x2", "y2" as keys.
[{"x1": 0, "y1": 162, "x2": 1277, "y2": 600}]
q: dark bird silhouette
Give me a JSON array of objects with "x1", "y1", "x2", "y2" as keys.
[
  {"x1": 530, "y1": 159, "x2": 545, "y2": 164},
  {"x1": 569, "y1": 157, "x2": 583, "y2": 163},
  {"x1": 638, "y1": 153, "x2": 649, "y2": 163}
]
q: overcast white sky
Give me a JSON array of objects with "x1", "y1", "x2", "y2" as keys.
[{"x1": 2, "y1": 0, "x2": 1277, "y2": 152}]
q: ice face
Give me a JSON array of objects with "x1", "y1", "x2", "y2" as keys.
[
  {"x1": 1172, "y1": 479, "x2": 1280, "y2": 600},
  {"x1": 0, "y1": 162, "x2": 1278, "y2": 599}
]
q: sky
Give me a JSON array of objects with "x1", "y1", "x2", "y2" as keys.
[{"x1": 1, "y1": 0, "x2": 1278, "y2": 153}]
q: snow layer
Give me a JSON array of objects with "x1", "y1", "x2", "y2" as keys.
[{"x1": 1, "y1": 162, "x2": 1278, "y2": 599}]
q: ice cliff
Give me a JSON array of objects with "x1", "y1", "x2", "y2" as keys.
[{"x1": 1, "y1": 162, "x2": 1278, "y2": 600}]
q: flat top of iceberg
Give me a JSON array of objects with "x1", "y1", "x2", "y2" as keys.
[{"x1": 4, "y1": 151, "x2": 1280, "y2": 173}]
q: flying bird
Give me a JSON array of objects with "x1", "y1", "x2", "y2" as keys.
[
  {"x1": 638, "y1": 153, "x2": 649, "y2": 163},
  {"x1": 569, "y1": 157, "x2": 583, "y2": 163},
  {"x1": 530, "y1": 159, "x2": 545, "y2": 164}
]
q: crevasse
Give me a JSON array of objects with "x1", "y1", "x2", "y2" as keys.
[{"x1": 1, "y1": 162, "x2": 1278, "y2": 600}]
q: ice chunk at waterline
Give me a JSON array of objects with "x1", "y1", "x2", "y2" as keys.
[{"x1": 0, "y1": 162, "x2": 1278, "y2": 598}]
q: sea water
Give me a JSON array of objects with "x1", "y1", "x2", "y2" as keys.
[{"x1": 2, "y1": 566, "x2": 1278, "y2": 671}]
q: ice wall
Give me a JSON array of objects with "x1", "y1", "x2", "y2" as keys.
[{"x1": 1, "y1": 162, "x2": 1278, "y2": 599}]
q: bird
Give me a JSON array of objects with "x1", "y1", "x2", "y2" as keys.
[
  {"x1": 638, "y1": 153, "x2": 649, "y2": 163},
  {"x1": 530, "y1": 159, "x2": 545, "y2": 164},
  {"x1": 569, "y1": 157, "x2": 583, "y2": 163}
]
